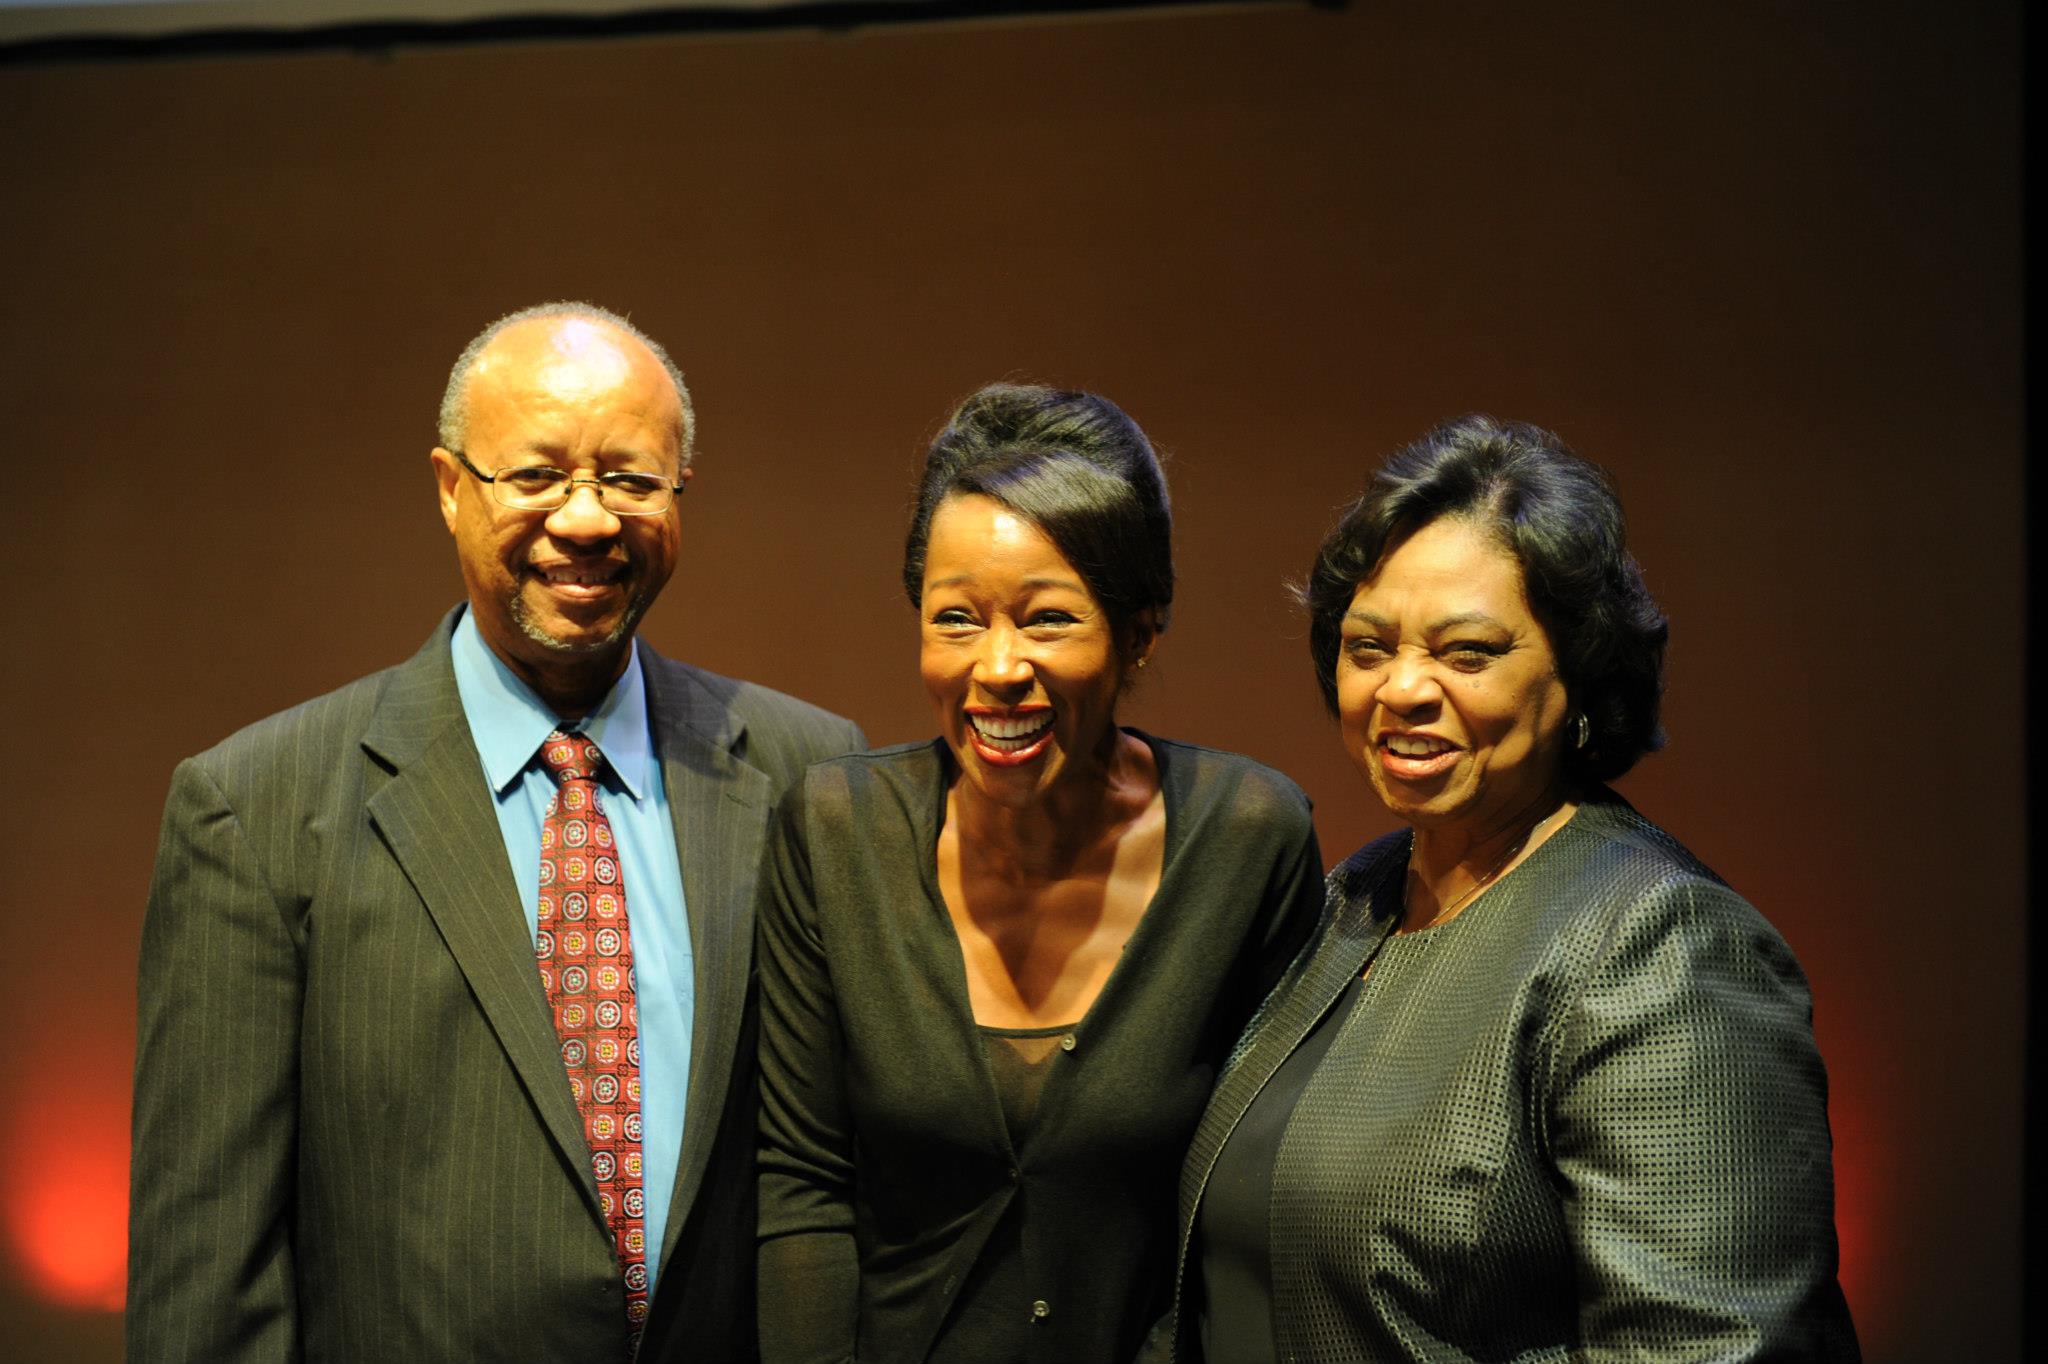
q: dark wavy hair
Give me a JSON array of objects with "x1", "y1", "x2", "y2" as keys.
[
  {"x1": 903, "y1": 383, "x2": 1173, "y2": 660},
  {"x1": 1303, "y1": 415, "x2": 1668, "y2": 784}
]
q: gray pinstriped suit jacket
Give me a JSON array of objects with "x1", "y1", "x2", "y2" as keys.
[
  {"x1": 126, "y1": 611, "x2": 863, "y2": 1363},
  {"x1": 1168, "y1": 791, "x2": 1859, "y2": 1363}
]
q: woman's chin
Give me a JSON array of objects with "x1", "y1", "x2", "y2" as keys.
[
  {"x1": 1362, "y1": 764, "x2": 1456, "y2": 818},
  {"x1": 1371, "y1": 781, "x2": 1480, "y2": 833},
  {"x1": 953, "y1": 739, "x2": 1061, "y2": 807}
]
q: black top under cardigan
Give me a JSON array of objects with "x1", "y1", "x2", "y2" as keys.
[
  {"x1": 1171, "y1": 789, "x2": 1860, "y2": 1363},
  {"x1": 757, "y1": 735, "x2": 1325, "y2": 1364}
]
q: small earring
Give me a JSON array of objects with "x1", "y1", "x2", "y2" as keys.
[
  {"x1": 1135, "y1": 657, "x2": 1148, "y2": 671},
  {"x1": 1572, "y1": 712, "x2": 1590, "y2": 749}
]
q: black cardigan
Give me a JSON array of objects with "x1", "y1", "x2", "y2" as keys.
[{"x1": 757, "y1": 735, "x2": 1324, "y2": 1364}]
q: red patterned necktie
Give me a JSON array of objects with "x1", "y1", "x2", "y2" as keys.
[{"x1": 535, "y1": 730, "x2": 649, "y2": 1349}]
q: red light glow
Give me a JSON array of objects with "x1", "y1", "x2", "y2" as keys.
[
  {"x1": 4, "y1": 1084, "x2": 128, "y2": 1312},
  {"x1": 1816, "y1": 1033, "x2": 1897, "y2": 1349}
]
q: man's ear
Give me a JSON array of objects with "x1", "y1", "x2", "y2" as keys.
[{"x1": 430, "y1": 447, "x2": 462, "y2": 532}]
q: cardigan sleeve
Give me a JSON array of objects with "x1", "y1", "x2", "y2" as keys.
[
  {"x1": 756, "y1": 783, "x2": 860, "y2": 1364},
  {"x1": 1543, "y1": 875, "x2": 1858, "y2": 1362},
  {"x1": 1237, "y1": 810, "x2": 1326, "y2": 1026}
]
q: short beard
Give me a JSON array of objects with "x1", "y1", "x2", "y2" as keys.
[{"x1": 509, "y1": 583, "x2": 653, "y2": 655}]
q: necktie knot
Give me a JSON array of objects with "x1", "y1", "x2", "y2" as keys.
[{"x1": 539, "y1": 730, "x2": 605, "y2": 786}]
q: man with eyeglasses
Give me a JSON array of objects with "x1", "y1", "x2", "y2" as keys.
[{"x1": 127, "y1": 302, "x2": 864, "y2": 1363}]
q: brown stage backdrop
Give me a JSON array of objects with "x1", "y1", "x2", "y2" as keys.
[{"x1": 0, "y1": 3, "x2": 2021, "y2": 1359}]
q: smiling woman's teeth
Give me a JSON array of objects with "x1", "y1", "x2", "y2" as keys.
[
  {"x1": 971, "y1": 714, "x2": 1053, "y2": 752},
  {"x1": 1386, "y1": 734, "x2": 1454, "y2": 757}
]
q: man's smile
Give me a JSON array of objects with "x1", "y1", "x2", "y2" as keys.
[{"x1": 528, "y1": 559, "x2": 629, "y2": 599}]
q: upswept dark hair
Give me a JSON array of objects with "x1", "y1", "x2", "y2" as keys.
[
  {"x1": 1304, "y1": 414, "x2": 1668, "y2": 784},
  {"x1": 903, "y1": 383, "x2": 1174, "y2": 658}
]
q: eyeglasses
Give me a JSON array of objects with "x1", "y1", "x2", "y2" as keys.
[{"x1": 449, "y1": 449, "x2": 683, "y2": 516}]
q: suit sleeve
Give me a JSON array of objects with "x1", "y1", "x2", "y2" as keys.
[
  {"x1": 792, "y1": 713, "x2": 866, "y2": 772},
  {"x1": 756, "y1": 785, "x2": 860, "y2": 1364},
  {"x1": 127, "y1": 758, "x2": 303, "y2": 1364},
  {"x1": 1545, "y1": 877, "x2": 1859, "y2": 1362}
]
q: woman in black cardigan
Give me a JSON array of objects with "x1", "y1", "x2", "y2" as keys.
[
  {"x1": 756, "y1": 383, "x2": 1324, "y2": 1363},
  {"x1": 1170, "y1": 415, "x2": 1859, "y2": 1362}
]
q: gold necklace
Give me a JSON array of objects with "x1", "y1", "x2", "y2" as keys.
[{"x1": 1404, "y1": 805, "x2": 1565, "y2": 932}]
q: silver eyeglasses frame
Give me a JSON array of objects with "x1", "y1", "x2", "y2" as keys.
[{"x1": 448, "y1": 449, "x2": 683, "y2": 516}]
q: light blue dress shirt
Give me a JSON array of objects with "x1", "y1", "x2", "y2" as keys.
[{"x1": 450, "y1": 609, "x2": 693, "y2": 1292}]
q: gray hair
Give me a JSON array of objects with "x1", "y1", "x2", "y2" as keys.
[{"x1": 436, "y1": 301, "x2": 696, "y2": 466}]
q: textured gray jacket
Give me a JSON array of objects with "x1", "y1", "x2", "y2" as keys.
[{"x1": 1171, "y1": 790, "x2": 1860, "y2": 1363}]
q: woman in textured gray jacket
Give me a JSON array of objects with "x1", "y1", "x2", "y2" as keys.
[{"x1": 1172, "y1": 416, "x2": 1860, "y2": 1363}]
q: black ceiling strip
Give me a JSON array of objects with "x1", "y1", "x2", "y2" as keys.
[{"x1": 0, "y1": 0, "x2": 1338, "y2": 67}]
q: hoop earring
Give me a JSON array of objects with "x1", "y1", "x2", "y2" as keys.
[{"x1": 1572, "y1": 712, "x2": 1590, "y2": 750}]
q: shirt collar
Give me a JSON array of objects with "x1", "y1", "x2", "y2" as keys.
[{"x1": 450, "y1": 607, "x2": 655, "y2": 803}]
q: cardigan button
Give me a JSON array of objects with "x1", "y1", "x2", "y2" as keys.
[
  {"x1": 1059, "y1": 1033, "x2": 1077, "y2": 1052},
  {"x1": 1031, "y1": 1299, "x2": 1050, "y2": 1319}
]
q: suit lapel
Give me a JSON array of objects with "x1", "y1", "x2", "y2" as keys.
[
  {"x1": 361, "y1": 620, "x2": 604, "y2": 1221},
  {"x1": 642, "y1": 654, "x2": 773, "y2": 1269}
]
